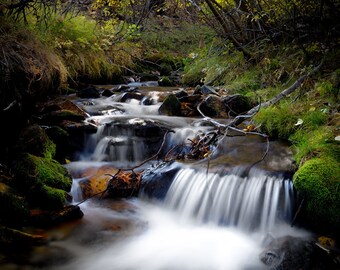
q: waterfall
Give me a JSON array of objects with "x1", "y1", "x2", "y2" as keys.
[{"x1": 164, "y1": 167, "x2": 294, "y2": 232}]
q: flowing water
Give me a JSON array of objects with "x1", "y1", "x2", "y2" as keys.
[{"x1": 21, "y1": 84, "x2": 312, "y2": 269}]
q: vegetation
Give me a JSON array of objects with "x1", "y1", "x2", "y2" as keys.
[
  {"x1": 293, "y1": 157, "x2": 340, "y2": 231},
  {"x1": 0, "y1": 0, "x2": 339, "y2": 239}
]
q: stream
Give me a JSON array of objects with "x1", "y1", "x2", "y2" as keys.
[{"x1": 20, "y1": 83, "x2": 315, "y2": 269}]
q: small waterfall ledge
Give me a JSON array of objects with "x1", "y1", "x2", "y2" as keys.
[{"x1": 164, "y1": 167, "x2": 295, "y2": 233}]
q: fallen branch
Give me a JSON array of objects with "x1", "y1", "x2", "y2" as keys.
[{"x1": 230, "y1": 60, "x2": 324, "y2": 127}]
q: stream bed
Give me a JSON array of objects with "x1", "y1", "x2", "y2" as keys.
[{"x1": 3, "y1": 83, "x2": 322, "y2": 270}]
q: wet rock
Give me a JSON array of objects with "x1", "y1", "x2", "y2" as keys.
[
  {"x1": 175, "y1": 90, "x2": 189, "y2": 99},
  {"x1": 159, "y1": 94, "x2": 182, "y2": 116},
  {"x1": 120, "y1": 92, "x2": 145, "y2": 103},
  {"x1": 106, "y1": 170, "x2": 141, "y2": 198},
  {"x1": 194, "y1": 85, "x2": 219, "y2": 96},
  {"x1": 140, "y1": 162, "x2": 181, "y2": 200},
  {"x1": 200, "y1": 95, "x2": 228, "y2": 118},
  {"x1": 29, "y1": 205, "x2": 84, "y2": 228},
  {"x1": 0, "y1": 225, "x2": 46, "y2": 251},
  {"x1": 178, "y1": 94, "x2": 203, "y2": 117},
  {"x1": 223, "y1": 94, "x2": 253, "y2": 116},
  {"x1": 101, "y1": 89, "x2": 114, "y2": 97},
  {"x1": 77, "y1": 165, "x2": 119, "y2": 200},
  {"x1": 110, "y1": 84, "x2": 131, "y2": 92},
  {"x1": 260, "y1": 235, "x2": 339, "y2": 270},
  {"x1": 77, "y1": 85, "x2": 100, "y2": 98},
  {"x1": 158, "y1": 76, "x2": 173, "y2": 86}
]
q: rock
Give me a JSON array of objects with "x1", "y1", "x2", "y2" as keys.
[
  {"x1": 260, "y1": 235, "x2": 339, "y2": 270},
  {"x1": 158, "y1": 76, "x2": 173, "y2": 86},
  {"x1": 77, "y1": 85, "x2": 100, "y2": 98},
  {"x1": 223, "y1": 94, "x2": 253, "y2": 116},
  {"x1": 178, "y1": 94, "x2": 203, "y2": 117},
  {"x1": 120, "y1": 92, "x2": 146, "y2": 103},
  {"x1": 194, "y1": 85, "x2": 219, "y2": 96},
  {"x1": 0, "y1": 225, "x2": 46, "y2": 250},
  {"x1": 106, "y1": 170, "x2": 141, "y2": 198},
  {"x1": 175, "y1": 90, "x2": 189, "y2": 99},
  {"x1": 29, "y1": 205, "x2": 84, "y2": 228},
  {"x1": 45, "y1": 126, "x2": 70, "y2": 163},
  {"x1": 293, "y1": 157, "x2": 340, "y2": 232},
  {"x1": 77, "y1": 165, "x2": 119, "y2": 200},
  {"x1": 199, "y1": 95, "x2": 228, "y2": 118},
  {"x1": 39, "y1": 110, "x2": 86, "y2": 126},
  {"x1": 101, "y1": 89, "x2": 114, "y2": 97},
  {"x1": 11, "y1": 153, "x2": 72, "y2": 210},
  {"x1": 110, "y1": 84, "x2": 131, "y2": 92},
  {"x1": 159, "y1": 94, "x2": 182, "y2": 116},
  {"x1": 140, "y1": 161, "x2": 181, "y2": 200},
  {"x1": 0, "y1": 183, "x2": 29, "y2": 228},
  {"x1": 14, "y1": 125, "x2": 56, "y2": 159}
]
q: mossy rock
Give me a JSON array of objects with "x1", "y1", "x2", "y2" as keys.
[
  {"x1": 293, "y1": 157, "x2": 340, "y2": 231},
  {"x1": 158, "y1": 76, "x2": 173, "y2": 86},
  {"x1": 0, "y1": 183, "x2": 29, "y2": 228},
  {"x1": 158, "y1": 94, "x2": 182, "y2": 116},
  {"x1": 45, "y1": 126, "x2": 70, "y2": 162},
  {"x1": 28, "y1": 184, "x2": 69, "y2": 210},
  {"x1": 12, "y1": 153, "x2": 72, "y2": 193},
  {"x1": 40, "y1": 110, "x2": 86, "y2": 126},
  {"x1": 15, "y1": 125, "x2": 56, "y2": 159}
]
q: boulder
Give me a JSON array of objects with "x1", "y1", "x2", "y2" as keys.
[
  {"x1": 223, "y1": 94, "x2": 253, "y2": 116},
  {"x1": 11, "y1": 153, "x2": 72, "y2": 209},
  {"x1": 0, "y1": 182, "x2": 29, "y2": 228},
  {"x1": 77, "y1": 85, "x2": 100, "y2": 98},
  {"x1": 159, "y1": 94, "x2": 182, "y2": 116},
  {"x1": 14, "y1": 125, "x2": 56, "y2": 159},
  {"x1": 200, "y1": 95, "x2": 228, "y2": 118},
  {"x1": 140, "y1": 162, "x2": 181, "y2": 200},
  {"x1": 260, "y1": 235, "x2": 339, "y2": 269}
]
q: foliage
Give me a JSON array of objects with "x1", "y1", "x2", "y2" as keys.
[
  {"x1": 290, "y1": 127, "x2": 338, "y2": 165},
  {"x1": 254, "y1": 102, "x2": 298, "y2": 139},
  {"x1": 293, "y1": 157, "x2": 340, "y2": 230},
  {"x1": 12, "y1": 153, "x2": 72, "y2": 193}
]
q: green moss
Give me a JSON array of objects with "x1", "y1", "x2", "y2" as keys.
[
  {"x1": 254, "y1": 103, "x2": 298, "y2": 139},
  {"x1": 12, "y1": 153, "x2": 72, "y2": 192},
  {"x1": 29, "y1": 184, "x2": 68, "y2": 210},
  {"x1": 293, "y1": 157, "x2": 340, "y2": 229},
  {"x1": 15, "y1": 125, "x2": 56, "y2": 159}
]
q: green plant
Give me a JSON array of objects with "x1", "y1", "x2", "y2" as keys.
[
  {"x1": 293, "y1": 157, "x2": 340, "y2": 230},
  {"x1": 254, "y1": 102, "x2": 298, "y2": 139}
]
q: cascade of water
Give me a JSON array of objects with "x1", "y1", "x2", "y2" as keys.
[{"x1": 164, "y1": 167, "x2": 294, "y2": 232}]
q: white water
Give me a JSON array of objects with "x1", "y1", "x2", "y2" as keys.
[
  {"x1": 57, "y1": 89, "x2": 309, "y2": 270},
  {"x1": 58, "y1": 166, "x2": 308, "y2": 270},
  {"x1": 165, "y1": 167, "x2": 294, "y2": 233}
]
